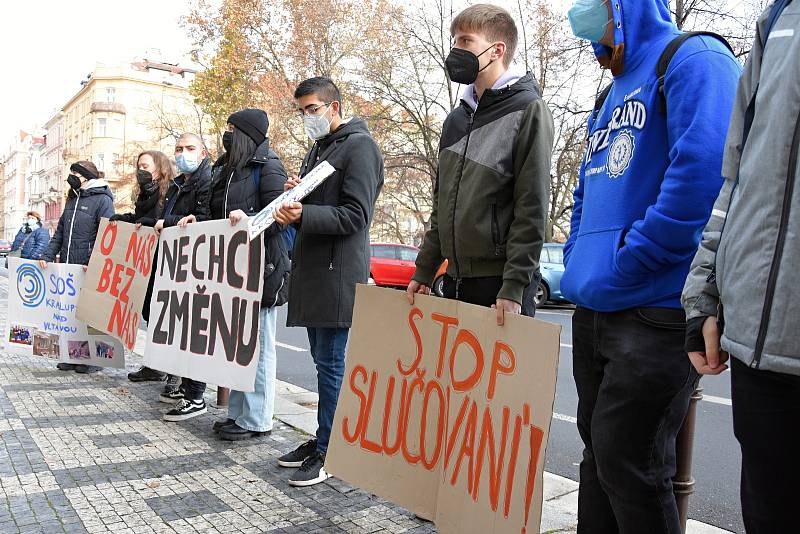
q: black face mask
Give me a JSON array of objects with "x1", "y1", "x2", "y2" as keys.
[
  {"x1": 222, "y1": 131, "x2": 233, "y2": 152},
  {"x1": 445, "y1": 44, "x2": 495, "y2": 85},
  {"x1": 66, "y1": 174, "x2": 82, "y2": 190},
  {"x1": 136, "y1": 169, "x2": 154, "y2": 186}
]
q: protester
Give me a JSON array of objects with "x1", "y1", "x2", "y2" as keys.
[
  {"x1": 40, "y1": 160, "x2": 115, "y2": 374},
  {"x1": 407, "y1": 4, "x2": 553, "y2": 324},
  {"x1": 175, "y1": 112, "x2": 289, "y2": 431},
  {"x1": 275, "y1": 77, "x2": 383, "y2": 486},
  {"x1": 8, "y1": 211, "x2": 50, "y2": 263},
  {"x1": 560, "y1": 0, "x2": 741, "y2": 532},
  {"x1": 682, "y1": 2, "x2": 800, "y2": 532},
  {"x1": 116, "y1": 150, "x2": 174, "y2": 385}
]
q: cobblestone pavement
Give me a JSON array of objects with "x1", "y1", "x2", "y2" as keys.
[{"x1": 0, "y1": 278, "x2": 434, "y2": 534}]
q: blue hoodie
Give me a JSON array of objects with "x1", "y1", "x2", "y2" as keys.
[{"x1": 561, "y1": 0, "x2": 741, "y2": 312}]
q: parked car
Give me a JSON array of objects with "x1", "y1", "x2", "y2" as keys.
[
  {"x1": 0, "y1": 240, "x2": 11, "y2": 257},
  {"x1": 369, "y1": 243, "x2": 419, "y2": 288},
  {"x1": 432, "y1": 243, "x2": 570, "y2": 308}
]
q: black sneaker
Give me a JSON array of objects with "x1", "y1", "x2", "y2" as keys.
[
  {"x1": 128, "y1": 366, "x2": 166, "y2": 382},
  {"x1": 278, "y1": 439, "x2": 318, "y2": 468},
  {"x1": 75, "y1": 365, "x2": 102, "y2": 374},
  {"x1": 163, "y1": 398, "x2": 206, "y2": 422},
  {"x1": 219, "y1": 423, "x2": 270, "y2": 441},
  {"x1": 159, "y1": 388, "x2": 184, "y2": 404},
  {"x1": 212, "y1": 418, "x2": 236, "y2": 433},
  {"x1": 288, "y1": 451, "x2": 331, "y2": 487},
  {"x1": 56, "y1": 363, "x2": 77, "y2": 371}
]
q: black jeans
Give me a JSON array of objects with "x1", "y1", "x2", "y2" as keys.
[
  {"x1": 731, "y1": 357, "x2": 800, "y2": 533},
  {"x1": 182, "y1": 378, "x2": 206, "y2": 401},
  {"x1": 441, "y1": 274, "x2": 537, "y2": 316},
  {"x1": 572, "y1": 307, "x2": 698, "y2": 534}
]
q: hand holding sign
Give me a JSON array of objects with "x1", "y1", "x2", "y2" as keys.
[{"x1": 248, "y1": 160, "x2": 335, "y2": 240}]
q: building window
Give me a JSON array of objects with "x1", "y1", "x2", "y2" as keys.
[
  {"x1": 113, "y1": 119, "x2": 122, "y2": 138},
  {"x1": 97, "y1": 153, "x2": 105, "y2": 172},
  {"x1": 106, "y1": 87, "x2": 116, "y2": 103},
  {"x1": 97, "y1": 118, "x2": 107, "y2": 137}
]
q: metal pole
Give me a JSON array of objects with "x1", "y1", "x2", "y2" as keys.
[
  {"x1": 216, "y1": 386, "x2": 229, "y2": 408},
  {"x1": 674, "y1": 386, "x2": 703, "y2": 533}
]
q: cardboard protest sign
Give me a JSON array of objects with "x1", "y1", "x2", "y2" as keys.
[
  {"x1": 248, "y1": 160, "x2": 335, "y2": 239},
  {"x1": 326, "y1": 286, "x2": 561, "y2": 534},
  {"x1": 76, "y1": 219, "x2": 158, "y2": 350},
  {"x1": 144, "y1": 219, "x2": 265, "y2": 391},
  {"x1": 6, "y1": 258, "x2": 125, "y2": 368}
]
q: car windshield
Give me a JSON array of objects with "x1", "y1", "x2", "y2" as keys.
[{"x1": 0, "y1": 241, "x2": 9, "y2": 246}]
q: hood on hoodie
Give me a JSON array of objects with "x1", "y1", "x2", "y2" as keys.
[
  {"x1": 461, "y1": 63, "x2": 527, "y2": 110},
  {"x1": 592, "y1": 0, "x2": 678, "y2": 76},
  {"x1": 77, "y1": 178, "x2": 115, "y2": 200}
]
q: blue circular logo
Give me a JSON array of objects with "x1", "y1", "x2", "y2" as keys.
[{"x1": 16, "y1": 263, "x2": 46, "y2": 308}]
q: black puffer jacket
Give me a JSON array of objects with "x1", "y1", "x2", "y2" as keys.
[
  {"x1": 42, "y1": 181, "x2": 115, "y2": 265},
  {"x1": 110, "y1": 182, "x2": 161, "y2": 224},
  {"x1": 287, "y1": 118, "x2": 384, "y2": 328},
  {"x1": 208, "y1": 140, "x2": 290, "y2": 308}
]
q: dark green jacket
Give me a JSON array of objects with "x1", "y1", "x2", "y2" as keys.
[{"x1": 413, "y1": 72, "x2": 554, "y2": 303}]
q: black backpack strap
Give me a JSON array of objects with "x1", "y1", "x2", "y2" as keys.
[
  {"x1": 592, "y1": 83, "x2": 613, "y2": 124},
  {"x1": 657, "y1": 31, "x2": 735, "y2": 114}
]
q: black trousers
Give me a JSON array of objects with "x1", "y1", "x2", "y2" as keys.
[
  {"x1": 731, "y1": 357, "x2": 800, "y2": 534},
  {"x1": 440, "y1": 274, "x2": 537, "y2": 316},
  {"x1": 572, "y1": 307, "x2": 698, "y2": 534}
]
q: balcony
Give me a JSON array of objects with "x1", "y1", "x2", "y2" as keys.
[{"x1": 90, "y1": 102, "x2": 126, "y2": 114}]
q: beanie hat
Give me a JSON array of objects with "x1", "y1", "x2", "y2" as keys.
[{"x1": 227, "y1": 108, "x2": 269, "y2": 145}]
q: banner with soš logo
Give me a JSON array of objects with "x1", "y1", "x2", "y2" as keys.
[{"x1": 6, "y1": 258, "x2": 125, "y2": 368}]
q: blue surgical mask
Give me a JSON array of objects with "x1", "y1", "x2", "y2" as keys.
[
  {"x1": 175, "y1": 152, "x2": 201, "y2": 174},
  {"x1": 568, "y1": 0, "x2": 612, "y2": 43}
]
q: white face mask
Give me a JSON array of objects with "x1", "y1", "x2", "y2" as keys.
[
  {"x1": 26, "y1": 218, "x2": 38, "y2": 227},
  {"x1": 303, "y1": 105, "x2": 333, "y2": 140}
]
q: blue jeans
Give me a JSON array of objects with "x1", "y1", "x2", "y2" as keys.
[
  {"x1": 228, "y1": 307, "x2": 278, "y2": 432},
  {"x1": 307, "y1": 327, "x2": 349, "y2": 453}
]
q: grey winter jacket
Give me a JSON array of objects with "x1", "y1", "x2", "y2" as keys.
[
  {"x1": 682, "y1": 4, "x2": 800, "y2": 376},
  {"x1": 42, "y1": 180, "x2": 115, "y2": 265}
]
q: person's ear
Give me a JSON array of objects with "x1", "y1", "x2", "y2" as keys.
[{"x1": 494, "y1": 42, "x2": 506, "y2": 61}]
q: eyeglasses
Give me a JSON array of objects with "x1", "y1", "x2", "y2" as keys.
[{"x1": 297, "y1": 102, "x2": 332, "y2": 118}]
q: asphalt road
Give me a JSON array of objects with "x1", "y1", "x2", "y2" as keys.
[
  {"x1": 271, "y1": 300, "x2": 744, "y2": 533},
  {"x1": 0, "y1": 264, "x2": 743, "y2": 532}
]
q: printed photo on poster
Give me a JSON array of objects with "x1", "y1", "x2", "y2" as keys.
[
  {"x1": 67, "y1": 340, "x2": 91, "y2": 360},
  {"x1": 94, "y1": 340, "x2": 116, "y2": 360},
  {"x1": 33, "y1": 331, "x2": 60, "y2": 358},
  {"x1": 8, "y1": 324, "x2": 34, "y2": 347}
]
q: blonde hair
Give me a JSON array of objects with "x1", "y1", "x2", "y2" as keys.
[{"x1": 450, "y1": 4, "x2": 518, "y2": 67}]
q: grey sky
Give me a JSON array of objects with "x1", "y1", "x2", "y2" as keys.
[{"x1": 0, "y1": 0, "x2": 192, "y2": 145}]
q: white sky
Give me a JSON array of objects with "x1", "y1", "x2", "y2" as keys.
[{"x1": 0, "y1": 0, "x2": 193, "y2": 146}]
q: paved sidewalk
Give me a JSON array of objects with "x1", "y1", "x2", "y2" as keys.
[{"x1": 0, "y1": 272, "x2": 733, "y2": 534}]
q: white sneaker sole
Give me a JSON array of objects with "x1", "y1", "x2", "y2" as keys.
[
  {"x1": 278, "y1": 459, "x2": 305, "y2": 468},
  {"x1": 287, "y1": 468, "x2": 332, "y2": 487},
  {"x1": 163, "y1": 406, "x2": 207, "y2": 422},
  {"x1": 159, "y1": 395, "x2": 183, "y2": 404}
]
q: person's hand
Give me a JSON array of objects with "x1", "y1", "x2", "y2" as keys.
[
  {"x1": 154, "y1": 220, "x2": 165, "y2": 234},
  {"x1": 284, "y1": 176, "x2": 302, "y2": 192},
  {"x1": 406, "y1": 280, "x2": 431, "y2": 305},
  {"x1": 274, "y1": 201, "x2": 303, "y2": 224},
  {"x1": 38, "y1": 260, "x2": 47, "y2": 270},
  {"x1": 688, "y1": 316, "x2": 729, "y2": 375},
  {"x1": 135, "y1": 223, "x2": 142, "y2": 230},
  {"x1": 177, "y1": 214, "x2": 196, "y2": 228},
  {"x1": 82, "y1": 265, "x2": 88, "y2": 272},
  {"x1": 492, "y1": 298, "x2": 521, "y2": 326},
  {"x1": 108, "y1": 219, "x2": 117, "y2": 226},
  {"x1": 229, "y1": 209, "x2": 248, "y2": 225}
]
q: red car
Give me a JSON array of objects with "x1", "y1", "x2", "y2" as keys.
[
  {"x1": 0, "y1": 240, "x2": 11, "y2": 257},
  {"x1": 369, "y1": 243, "x2": 420, "y2": 288}
]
